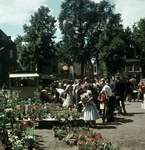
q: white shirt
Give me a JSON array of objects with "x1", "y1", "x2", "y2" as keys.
[
  {"x1": 93, "y1": 83, "x2": 98, "y2": 88},
  {"x1": 102, "y1": 85, "x2": 112, "y2": 97}
]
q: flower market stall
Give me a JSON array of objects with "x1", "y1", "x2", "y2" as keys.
[{"x1": 0, "y1": 89, "x2": 118, "y2": 150}]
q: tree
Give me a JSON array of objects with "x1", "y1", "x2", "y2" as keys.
[
  {"x1": 132, "y1": 18, "x2": 145, "y2": 77},
  {"x1": 58, "y1": 0, "x2": 121, "y2": 78},
  {"x1": 15, "y1": 6, "x2": 57, "y2": 74},
  {"x1": 124, "y1": 26, "x2": 135, "y2": 58},
  {"x1": 133, "y1": 18, "x2": 145, "y2": 58},
  {"x1": 96, "y1": 21, "x2": 126, "y2": 79}
]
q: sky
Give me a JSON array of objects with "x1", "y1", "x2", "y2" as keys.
[{"x1": 0, "y1": 0, "x2": 145, "y2": 42}]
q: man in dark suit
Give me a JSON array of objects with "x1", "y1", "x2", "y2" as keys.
[{"x1": 115, "y1": 76, "x2": 126, "y2": 114}]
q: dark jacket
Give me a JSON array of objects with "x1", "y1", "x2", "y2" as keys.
[
  {"x1": 115, "y1": 80, "x2": 125, "y2": 97},
  {"x1": 109, "y1": 82, "x2": 115, "y2": 93}
]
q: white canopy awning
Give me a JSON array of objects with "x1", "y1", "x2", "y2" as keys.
[{"x1": 9, "y1": 73, "x2": 39, "y2": 78}]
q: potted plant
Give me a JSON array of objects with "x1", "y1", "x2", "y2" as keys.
[
  {"x1": 24, "y1": 135, "x2": 35, "y2": 150},
  {"x1": 52, "y1": 125, "x2": 59, "y2": 137},
  {"x1": 56, "y1": 129, "x2": 66, "y2": 140},
  {"x1": 12, "y1": 140, "x2": 23, "y2": 150},
  {"x1": 63, "y1": 131, "x2": 74, "y2": 145}
]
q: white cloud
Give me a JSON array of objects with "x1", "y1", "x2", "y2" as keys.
[
  {"x1": 0, "y1": 0, "x2": 49, "y2": 26},
  {"x1": 91, "y1": 0, "x2": 102, "y2": 3},
  {"x1": 11, "y1": 36, "x2": 17, "y2": 42},
  {"x1": 114, "y1": 0, "x2": 145, "y2": 28}
]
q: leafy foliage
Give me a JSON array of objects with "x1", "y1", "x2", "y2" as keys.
[
  {"x1": 96, "y1": 20, "x2": 126, "y2": 78},
  {"x1": 58, "y1": 0, "x2": 121, "y2": 78},
  {"x1": 132, "y1": 18, "x2": 145, "y2": 62},
  {"x1": 15, "y1": 6, "x2": 57, "y2": 73}
]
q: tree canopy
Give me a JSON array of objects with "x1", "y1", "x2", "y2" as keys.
[
  {"x1": 96, "y1": 23, "x2": 126, "y2": 79},
  {"x1": 132, "y1": 18, "x2": 145, "y2": 59},
  {"x1": 58, "y1": 0, "x2": 122, "y2": 78},
  {"x1": 15, "y1": 6, "x2": 56, "y2": 74}
]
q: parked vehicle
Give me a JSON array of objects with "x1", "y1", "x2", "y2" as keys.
[{"x1": 9, "y1": 71, "x2": 39, "y2": 99}]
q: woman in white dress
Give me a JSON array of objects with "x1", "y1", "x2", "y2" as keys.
[
  {"x1": 63, "y1": 80, "x2": 74, "y2": 110},
  {"x1": 81, "y1": 84, "x2": 100, "y2": 127}
]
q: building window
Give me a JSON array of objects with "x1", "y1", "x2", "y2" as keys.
[
  {"x1": 0, "y1": 63, "x2": 2, "y2": 75},
  {"x1": 135, "y1": 64, "x2": 141, "y2": 71},
  {"x1": 10, "y1": 49, "x2": 13, "y2": 58},
  {"x1": 0, "y1": 34, "x2": 3, "y2": 39},
  {"x1": 124, "y1": 66, "x2": 127, "y2": 72},
  {"x1": 128, "y1": 64, "x2": 133, "y2": 71},
  {"x1": 29, "y1": 77, "x2": 37, "y2": 86},
  {"x1": 20, "y1": 77, "x2": 28, "y2": 86}
]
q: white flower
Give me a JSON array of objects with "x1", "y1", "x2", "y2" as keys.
[
  {"x1": 9, "y1": 135, "x2": 21, "y2": 145},
  {"x1": 4, "y1": 108, "x2": 13, "y2": 112}
]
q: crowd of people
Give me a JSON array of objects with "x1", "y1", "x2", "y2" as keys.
[{"x1": 40, "y1": 75, "x2": 142, "y2": 127}]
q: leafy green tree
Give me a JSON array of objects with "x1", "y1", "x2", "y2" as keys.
[
  {"x1": 124, "y1": 26, "x2": 135, "y2": 58},
  {"x1": 15, "y1": 6, "x2": 56, "y2": 74},
  {"x1": 58, "y1": 0, "x2": 121, "y2": 78},
  {"x1": 133, "y1": 18, "x2": 145, "y2": 59},
  {"x1": 132, "y1": 18, "x2": 145, "y2": 77},
  {"x1": 96, "y1": 22, "x2": 126, "y2": 79}
]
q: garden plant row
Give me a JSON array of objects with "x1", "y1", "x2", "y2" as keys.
[{"x1": 0, "y1": 90, "x2": 118, "y2": 150}]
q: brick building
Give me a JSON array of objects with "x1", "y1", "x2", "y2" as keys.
[{"x1": 0, "y1": 29, "x2": 17, "y2": 88}]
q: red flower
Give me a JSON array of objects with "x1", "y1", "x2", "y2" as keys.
[{"x1": 20, "y1": 107, "x2": 25, "y2": 111}]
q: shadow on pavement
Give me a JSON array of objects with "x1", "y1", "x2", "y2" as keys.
[
  {"x1": 114, "y1": 117, "x2": 134, "y2": 124},
  {"x1": 34, "y1": 135, "x2": 47, "y2": 150},
  {"x1": 96, "y1": 125, "x2": 117, "y2": 130},
  {"x1": 121, "y1": 112, "x2": 145, "y2": 116}
]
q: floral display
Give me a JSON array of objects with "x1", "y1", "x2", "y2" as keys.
[
  {"x1": 0, "y1": 89, "x2": 118, "y2": 150},
  {"x1": 73, "y1": 130, "x2": 118, "y2": 150},
  {"x1": 24, "y1": 135, "x2": 35, "y2": 147}
]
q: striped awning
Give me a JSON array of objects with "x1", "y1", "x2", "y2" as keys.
[{"x1": 9, "y1": 73, "x2": 39, "y2": 78}]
